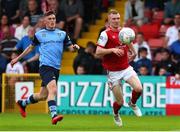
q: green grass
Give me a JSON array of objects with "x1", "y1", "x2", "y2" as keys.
[{"x1": 0, "y1": 113, "x2": 180, "y2": 131}]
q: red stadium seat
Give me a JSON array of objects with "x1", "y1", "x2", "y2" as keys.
[
  {"x1": 148, "y1": 38, "x2": 165, "y2": 49},
  {"x1": 139, "y1": 24, "x2": 160, "y2": 40},
  {"x1": 129, "y1": 25, "x2": 139, "y2": 34}
]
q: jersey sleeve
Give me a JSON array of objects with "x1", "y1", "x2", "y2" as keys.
[
  {"x1": 32, "y1": 35, "x2": 40, "y2": 46},
  {"x1": 97, "y1": 31, "x2": 108, "y2": 47},
  {"x1": 63, "y1": 33, "x2": 72, "y2": 47},
  {"x1": 15, "y1": 39, "x2": 22, "y2": 49}
]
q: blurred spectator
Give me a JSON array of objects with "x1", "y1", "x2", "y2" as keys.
[
  {"x1": 138, "y1": 65, "x2": 149, "y2": 76},
  {"x1": 48, "y1": 0, "x2": 66, "y2": 29},
  {"x1": 0, "y1": 26, "x2": 18, "y2": 54},
  {"x1": 164, "y1": 0, "x2": 180, "y2": 25},
  {"x1": 6, "y1": 52, "x2": 24, "y2": 74},
  {"x1": 152, "y1": 48, "x2": 163, "y2": 74},
  {"x1": 0, "y1": 44, "x2": 8, "y2": 111},
  {"x1": 0, "y1": 14, "x2": 15, "y2": 41},
  {"x1": 24, "y1": 0, "x2": 43, "y2": 26},
  {"x1": 81, "y1": 0, "x2": 101, "y2": 25},
  {"x1": 0, "y1": 44, "x2": 8, "y2": 75},
  {"x1": 19, "y1": 0, "x2": 28, "y2": 18},
  {"x1": 76, "y1": 64, "x2": 87, "y2": 74},
  {"x1": 35, "y1": 17, "x2": 45, "y2": 31},
  {"x1": 133, "y1": 32, "x2": 152, "y2": 61},
  {"x1": 154, "y1": 48, "x2": 175, "y2": 75},
  {"x1": 0, "y1": 0, "x2": 1, "y2": 16},
  {"x1": 1, "y1": 0, "x2": 20, "y2": 24},
  {"x1": 175, "y1": 61, "x2": 180, "y2": 79},
  {"x1": 60, "y1": 0, "x2": 84, "y2": 41},
  {"x1": 164, "y1": 13, "x2": 180, "y2": 47},
  {"x1": 135, "y1": 47, "x2": 152, "y2": 75},
  {"x1": 144, "y1": 0, "x2": 168, "y2": 11},
  {"x1": 13, "y1": 27, "x2": 39, "y2": 73},
  {"x1": 5, "y1": 51, "x2": 24, "y2": 109},
  {"x1": 98, "y1": 19, "x2": 109, "y2": 38},
  {"x1": 41, "y1": 0, "x2": 50, "y2": 13},
  {"x1": 14, "y1": 16, "x2": 31, "y2": 40},
  {"x1": 158, "y1": 66, "x2": 171, "y2": 76},
  {"x1": 73, "y1": 41, "x2": 97, "y2": 74},
  {"x1": 169, "y1": 29, "x2": 180, "y2": 62},
  {"x1": 124, "y1": 0, "x2": 144, "y2": 26},
  {"x1": 93, "y1": 53, "x2": 106, "y2": 75}
]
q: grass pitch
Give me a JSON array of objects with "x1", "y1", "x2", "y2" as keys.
[{"x1": 0, "y1": 113, "x2": 180, "y2": 131}]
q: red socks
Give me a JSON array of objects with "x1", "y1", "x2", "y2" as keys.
[
  {"x1": 113, "y1": 101, "x2": 122, "y2": 115},
  {"x1": 131, "y1": 90, "x2": 142, "y2": 104}
]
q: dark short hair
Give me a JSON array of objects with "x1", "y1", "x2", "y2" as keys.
[
  {"x1": 137, "y1": 32, "x2": 144, "y2": 36},
  {"x1": 139, "y1": 47, "x2": 148, "y2": 53},
  {"x1": 44, "y1": 10, "x2": 56, "y2": 17},
  {"x1": 86, "y1": 41, "x2": 96, "y2": 48}
]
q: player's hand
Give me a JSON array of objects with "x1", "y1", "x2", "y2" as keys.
[
  {"x1": 10, "y1": 57, "x2": 19, "y2": 67},
  {"x1": 73, "y1": 44, "x2": 80, "y2": 51},
  {"x1": 112, "y1": 48, "x2": 124, "y2": 56}
]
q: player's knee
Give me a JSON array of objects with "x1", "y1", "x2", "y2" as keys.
[
  {"x1": 76, "y1": 17, "x2": 83, "y2": 24},
  {"x1": 134, "y1": 85, "x2": 143, "y2": 93},
  {"x1": 49, "y1": 87, "x2": 57, "y2": 96},
  {"x1": 116, "y1": 99, "x2": 124, "y2": 106},
  {"x1": 39, "y1": 94, "x2": 48, "y2": 101},
  {"x1": 41, "y1": 94, "x2": 48, "y2": 100}
]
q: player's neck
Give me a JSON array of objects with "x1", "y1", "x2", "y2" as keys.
[
  {"x1": 109, "y1": 26, "x2": 119, "y2": 32},
  {"x1": 46, "y1": 27, "x2": 55, "y2": 31}
]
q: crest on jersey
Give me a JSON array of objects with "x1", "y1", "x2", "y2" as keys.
[
  {"x1": 99, "y1": 36, "x2": 104, "y2": 41},
  {"x1": 57, "y1": 33, "x2": 61, "y2": 37},
  {"x1": 42, "y1": 33, "x2": 46, "y2": 37}
]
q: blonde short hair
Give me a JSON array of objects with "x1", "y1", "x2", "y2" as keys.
[{"x1": 108, "y1": 9, "x2": 119, "y2": 15}]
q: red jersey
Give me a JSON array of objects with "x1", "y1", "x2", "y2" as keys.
[{"x1": 97, "y1": 27, "x2": 129, "y2": 71}]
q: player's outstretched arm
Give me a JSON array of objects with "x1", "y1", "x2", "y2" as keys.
[
  {"x1": 11, "y1": 45, "x2": 35, "y2": 67},
  {"x1": 96, "y1": 46, "x2": 124, "y2": 57},
  {"x1": 127, "y1": 42, "x2": 137, "y2": 62}
]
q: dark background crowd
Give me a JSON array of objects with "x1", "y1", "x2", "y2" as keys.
[{"x1": 0, "y1": 0, "x2": 180, "y2": 76}]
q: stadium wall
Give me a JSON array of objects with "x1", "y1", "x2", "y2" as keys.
[{"x1": 1, "y1": 74, "x2": 180, "y2": 116}]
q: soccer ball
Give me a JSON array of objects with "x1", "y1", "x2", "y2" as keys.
[{"x1": 119, "y1": 27, "x2": 135, "y2": 44}]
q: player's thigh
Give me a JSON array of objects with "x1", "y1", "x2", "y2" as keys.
[
  {"x1": 39, "y1": 65, "x2": 59, "y2": 89},
  {"x1": 126, "y1": 75, "x2": 142, "y2": 92}
]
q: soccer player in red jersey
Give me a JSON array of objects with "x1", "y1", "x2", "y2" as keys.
[{"x1": 96, "y1": 9, "x2": 142, "y2": 127}]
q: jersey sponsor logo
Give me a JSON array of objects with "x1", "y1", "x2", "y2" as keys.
[{"x1": 44, "y1": 40, "x2": 61, "y2": 44}]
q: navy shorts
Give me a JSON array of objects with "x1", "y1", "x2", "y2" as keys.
[{"x1": 39, "y1": 65, "x2": 59, "y2": 87}]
